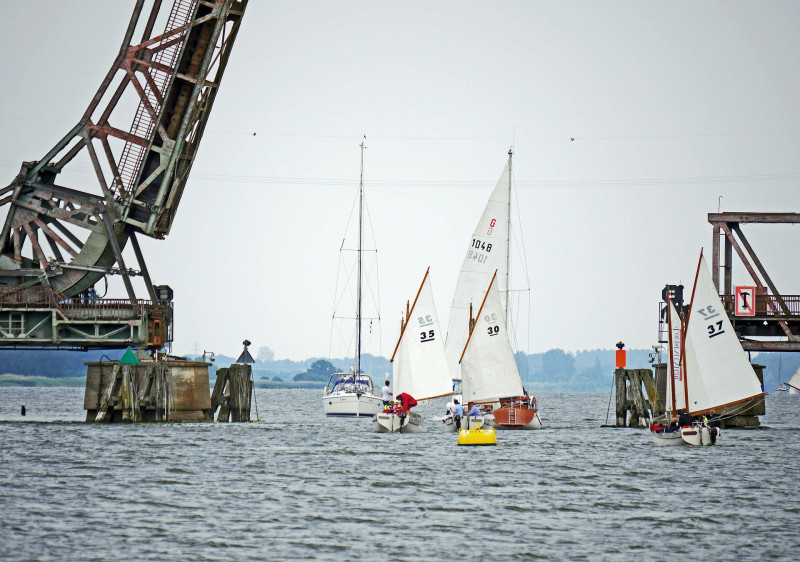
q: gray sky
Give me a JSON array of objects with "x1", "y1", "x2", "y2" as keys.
[{"x1": 1, "y1": 1, "x2": 798, "y2": 361}]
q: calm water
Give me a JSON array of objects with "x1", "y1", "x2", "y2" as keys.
[{"x1": 1, "y1": 387, "x2": 798, "y2": 560}]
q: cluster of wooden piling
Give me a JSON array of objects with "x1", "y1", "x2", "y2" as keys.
[
  {"x1": 83, "y1": 357, "x2": 255, "y2": 423},
  {"x1": 614, "y1": 364, "x2": 765, "y2": 428},
  {"x1": 210, "y1": 364, "x2": 253, "y2": 422}
]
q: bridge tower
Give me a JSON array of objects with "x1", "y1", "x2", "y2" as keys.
[
  {"x1": 709, "y1": 212, "x2": 800, "y2": 352},
  {"x1": 0, "y1": 0, "x2": 248, "y2": 350}
]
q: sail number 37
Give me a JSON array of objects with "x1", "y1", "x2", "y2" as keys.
[{"x1": 697, "y1": 305, "x2": 726, "y2": 339}]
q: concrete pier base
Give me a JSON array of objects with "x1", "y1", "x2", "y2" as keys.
[{"x1": 84, "y1": 359, "x2": 214, "y2": 422}]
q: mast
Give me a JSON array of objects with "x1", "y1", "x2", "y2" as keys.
[
  {"x1": 683, "y1": 250, "x2": 704, "y2": 413},
  {"x1": 356, "y1": 141, "x2": 365, "y2": 378},
  {"x1": 666, "y1": 290, "x2": 677, "y2": 416},
  {"x1": 505, "y1": 148, "x2": 512, "y2": 327}
]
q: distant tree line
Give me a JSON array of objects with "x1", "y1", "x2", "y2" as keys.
[{"x1": 2, "y1": 346, "x2": 797, "y2": 392}]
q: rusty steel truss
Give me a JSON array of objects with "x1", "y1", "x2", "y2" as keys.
[
  {"x1": 0, "y1": 0, "x2": 248, "y2": 350},
  {"x1": 709, "y1": 212, "x2": 800, "y2": 352}
]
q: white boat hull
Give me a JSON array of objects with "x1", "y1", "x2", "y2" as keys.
[
  {"x1": 442, "y1": 414, "x2": 458, "y2": 432},
  {"x1": 372, "y1": 411, "x2": 423, "y2": 433},
  {"x1": 323, "y1": 393, "x2": 382, "y2": 417},
  {"x1": 651, "y1": 429, "x2": 687, "y2": 446},
  {"x1": 681, "y1": 425, "x2": 717, "y2": 446}
]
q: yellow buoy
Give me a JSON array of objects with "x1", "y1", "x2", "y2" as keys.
[{"x1": 457, "y1": 427, "x2": 497, "y2": 446}]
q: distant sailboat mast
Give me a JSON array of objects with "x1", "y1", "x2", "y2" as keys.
[{"x1": 356, "y1": 140, "x2": 365, "y2": 378}]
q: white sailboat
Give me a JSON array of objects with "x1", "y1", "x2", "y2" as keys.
[
  {"x1": 443, "y1": 150, "x2": 540, "y2": 430},
  {"x1": 372, "y1": 268, "x2": 454, "y2": 433},
  {"x1": 458, "y1": 271, "x2": 542, "y2": 431},
  {"x1": 445, "y1": 150, "x2": 513, "y2": 384},
  {"x1": 775, "y1": 354, "x2": 788, "y2": 392},
  {"x1": 677, "y1": 251, "x2": 766, "y2": 446},
  {"x1": 650, "y1": 289, "x2": 686, "y2": 446},
  {"x1": 322, "y1": 141, "x2": 382, "y2": 418}
]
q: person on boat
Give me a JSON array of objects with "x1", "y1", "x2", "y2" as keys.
[
  {"x1": 396, "y1": 392, "x2": 417, "y2": 412},
  {"x1": 381, "y1": 380, "x2": 392, "y2": 407},
  {"x1": 704, "y1": 410, "x2": 721, "y2": 444},
  {"x1": 467, "y1": 404, "x2": 481, "y2": 417},
  {"x1": 452, "y1": 399, "x2": 463, "y2": 430},
  {"x1": 667, "y1": 417, "x2": 679, "y2": 432},
  {"x1": 678, "y1": 411, "x2": 695, "y2": 428}
]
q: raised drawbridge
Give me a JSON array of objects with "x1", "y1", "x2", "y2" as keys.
[{"x1": 0, "y1": 0, "x2": 247, "y2": 350}]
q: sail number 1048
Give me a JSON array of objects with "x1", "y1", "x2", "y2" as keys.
[{"x1": 467, "y1": 238, "x2": 493, "y2": 264}]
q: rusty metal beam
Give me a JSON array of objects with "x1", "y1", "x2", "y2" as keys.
[
  {"x1": 708, "y1": 212, "x2": 800, "y2": 224},
  {"x1": 742, "y1": 341, "x2": 800, "y2": 352}
]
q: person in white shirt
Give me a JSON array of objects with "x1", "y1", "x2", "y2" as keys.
[{"x1": 381, "y1": 380, "x2": 392, "y2": 406}]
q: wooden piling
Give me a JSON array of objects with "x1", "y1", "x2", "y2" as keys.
[
  {"x1": 211, "y1": 364, "x2": 253, "y2": 422},
  {"x1": 614, "y1": 368, "x2": 658, "y2": 427}
]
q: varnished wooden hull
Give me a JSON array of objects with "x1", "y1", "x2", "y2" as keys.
[{"x1": 492, "y1": 405, "x2": 542, "y2": 430}]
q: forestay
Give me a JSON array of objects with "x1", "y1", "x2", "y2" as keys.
[
  {"x1": 460, "y1": 274, "x2": 523, "y2": 404},
  {"x1": 392, "y1": 270, "x2": 454, "y2": 401},
  {"x1": 683, "y1": 254, "x2": 764, "y2": 414},
  {"x1": 445, "y1": 162, "x2": 511, "y2": 380}
]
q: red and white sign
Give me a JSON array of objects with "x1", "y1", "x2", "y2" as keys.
[{"x1": 734, "y1": 286, "x2": 756, "y2": 316}]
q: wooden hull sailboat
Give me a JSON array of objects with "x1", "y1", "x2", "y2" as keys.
[
  {"x1": 371, "y1": 268, "x2": 454, "y2": 433},
  {"x1": 445, "y1": 150, "x2": 541, "y2": 432},
  {"x1": 491, "y1": 396, "x2": 542, "y2": 430},
  {"x1": 457, "y1": 270, "x2": 540, "y2": 442}
]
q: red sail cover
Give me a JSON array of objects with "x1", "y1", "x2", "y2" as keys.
[{"x1": 397, "y1": 393, "x2": 417, "y2": 410}]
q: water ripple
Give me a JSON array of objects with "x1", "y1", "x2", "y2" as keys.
[{"x1": 0, "y1": 388, "x2": 798, "y2": 560}]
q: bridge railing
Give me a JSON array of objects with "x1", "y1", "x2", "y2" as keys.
[{"x1": 722, "y1": 295, "x2": 800, "y2": 317}]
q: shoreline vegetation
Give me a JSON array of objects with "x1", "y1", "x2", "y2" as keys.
[{"x1": 1, "y1": 348, "x2": 796, "y2": 392}]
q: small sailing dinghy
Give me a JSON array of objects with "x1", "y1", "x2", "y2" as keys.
[
  {"x1": 676, "y1": 251, "x2": 767, "y2": 446},
  {"x1": 650, "y1": 288, "x2": 687, "y2": 446},
  {"x1": 458, "y1": 271, "x2": 541, "y2": 433},
  {"x1": 372, "y1": 268, "x2": 454, "y2": 433},
  {"x1": 323, "y1": 141, "x2": 382, "y2": 418}
]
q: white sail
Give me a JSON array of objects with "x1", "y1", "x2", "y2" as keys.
[
  {"x1": 665, "y1": 299, "x2": 686, "y2": 412},
  {"x1": 460, "y1": 274, "x2": 524, "y2": 404},
  {"x1": 392, "y1": 270, "x2": 454, "y2": 401},
  {"x1": 683, "y1": 254, "x2": 765, "y2": 414},
  {"x1": 787, "y1": 366, "x2": 800, "y2": 392},
  {"x1": 445, "y1": 162, "x2": 510, "y2": 380}
]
